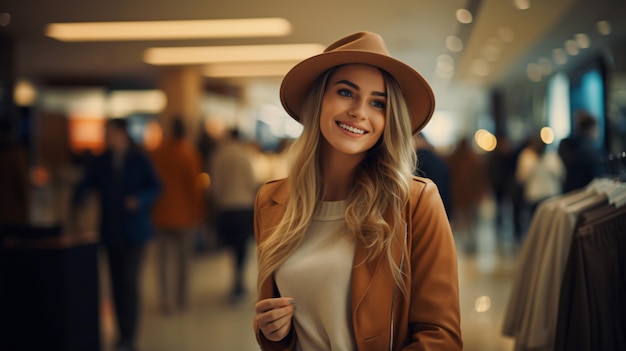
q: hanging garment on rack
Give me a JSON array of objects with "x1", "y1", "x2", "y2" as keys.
[
  {"x1": 502, "y1": 194, "x2": 579, "y2": 341},
  {"x1": 554, "y1": 205, "x2": 626, "y2": 351},
  {"x1": 502, "y1": 185, "x2": 610, "y2": 351}
]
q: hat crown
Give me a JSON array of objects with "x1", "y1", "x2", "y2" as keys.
[{"x1": 324, "y1": 31, "x2": 391, "y2": 56}]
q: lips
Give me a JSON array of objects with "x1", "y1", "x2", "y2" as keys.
[{"x1": 337, "y1": 121, "x2": 367, "y2": 135}]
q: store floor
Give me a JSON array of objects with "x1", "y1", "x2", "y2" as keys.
[{"x1": 100, "y1": 198, "x2": 518, "y2": 351}]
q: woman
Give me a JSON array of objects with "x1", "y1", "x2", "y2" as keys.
[{"x1": 254, "y1": 32, "x2": 462, "y2": 351}]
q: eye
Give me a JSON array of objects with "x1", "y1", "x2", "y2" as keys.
[
  {"x1": 371, "y1": 100, "x2": 386, "y2": 109},
  {"x1": 337, "y1": 88, "x2": 353, "y2": 98}
]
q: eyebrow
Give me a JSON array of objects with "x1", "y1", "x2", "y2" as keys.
[{"x1": 335, "y1": 79, "x2": 387, "y2": 97}]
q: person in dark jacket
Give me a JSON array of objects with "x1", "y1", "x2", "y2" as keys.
[
  {"x1": 73, "y1": 118, "x2": 161, "y2": 351},
  {"x1": 413, "y1": 132, "x2": 452, "y2": 219},
  {"x1": 558, "y1": 111, "x2": 605, "y2": 193}
]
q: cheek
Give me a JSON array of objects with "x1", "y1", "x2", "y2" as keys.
[
  {"x1": 372, "y1": 114, "x2": 386, "y2": 136},
  {"x1": 320, "y1": 95, "x2": 339, "y2": 117},
  {"x1": 319, "y1": 100, "x2": 339, "y2": 128},
  {"x1": 318, "y1": 109, "x2": 333, "y2": 140}
]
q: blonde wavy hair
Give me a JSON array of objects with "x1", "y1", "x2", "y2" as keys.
[{"x1": 257, "y1": 65, "x2": 417, "y2": 297}]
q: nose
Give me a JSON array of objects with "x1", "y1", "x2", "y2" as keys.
[{"x1": 348, "y1": 98, "x2": 367, "y2": 119}]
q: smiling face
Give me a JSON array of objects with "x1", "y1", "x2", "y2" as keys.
[{"x1": 319, "y1": 64, "x2": 387, "y2": 161}]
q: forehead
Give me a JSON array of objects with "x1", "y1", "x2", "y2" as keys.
[{"x1": 329, "y1": 64, "x2": 385, "y2": 88}]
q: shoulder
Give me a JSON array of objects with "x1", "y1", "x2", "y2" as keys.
[
  {"x1": 410, "y1": 176, "x2": 436, "y2": 195},
  {"x1": 256, "y1": 178, "x2": 289, "y2": 207},
  {"x1": 406, "y1": 176, "x2": 452, "y2": 247},
  {"x1": 408, "y1": 176, "x2": 443, "y2": 212}
]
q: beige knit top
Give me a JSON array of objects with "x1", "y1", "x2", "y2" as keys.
[{"x1": 275, "y1": 199, "x2": 357, "y2": 351}]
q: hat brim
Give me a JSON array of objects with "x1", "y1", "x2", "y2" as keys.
[{"x1": 280, "y1": 50, "x2": 435, "y2": 135}]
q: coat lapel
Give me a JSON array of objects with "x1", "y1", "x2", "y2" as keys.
[
  {"x1": 257, "y1": 180, "x2": 289, "y2": 299},
  {"x1": 351, "y1": 208, "x2": 406, "y2": 348}
]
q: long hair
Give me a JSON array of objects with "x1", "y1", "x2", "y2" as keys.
[{"x1": 257, "y1": 66, "x2": 416, "y2": 297}]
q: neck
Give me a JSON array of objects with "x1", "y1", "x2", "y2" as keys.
[{"x1": 319, "y1": 141, "x2": 362, "y2": 201}]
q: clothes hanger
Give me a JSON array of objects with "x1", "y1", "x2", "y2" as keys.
[
  {"x1": 586, "y1": 178, "x2": 614, "y2": 194},
  {"x1": 611, "y1": 185, "x2": 626, "y2": 208},
  {"x1": 604, "y1": 182, "x2": 626, "y2": 203}
]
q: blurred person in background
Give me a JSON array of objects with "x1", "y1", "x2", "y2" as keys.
[
  {"x1": 72, "y1": 118, "x2": 161, "y2": 351},
  {"x1": 413, "y1": 132, "x2": 452, "y2": 218},
  {"x1": 197, "y1": 122, "x2": 218, "y2": 248},
  {"x1": 486, "y1": 135, "x2": 517, "y2": 239},
  {"x1": 516, "y1": 134, "x2": 565, "y2": 229},
  {"x1": 558, "y1": 111, "x2": 605, "y2": 192},
  {"x1": 210, "y1": 128, "x2": 259, "y2": 304},
  {"x1": 150, "y1": 117, "x2": 204, "y2": 315},
  {"x1": 510, "y1": 137, "x2": 531, "y2": 246},
  {"x1": 0, "y1": 117, "x2": 29, "y2": 228},
  {"x1": 446, "y1": 137, "x2": 489, "y2": 254}
]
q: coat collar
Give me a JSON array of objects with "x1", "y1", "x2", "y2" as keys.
[{"x1": 268, "y1": 179, "x2": 290, "y2": 205}]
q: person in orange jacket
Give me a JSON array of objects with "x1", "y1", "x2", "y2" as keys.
[
  {"x1": 253, "y1": 32, "x2": 462, "y2": 351},
  {"x1": 150, "y1": 117, "x2": 204, "y2": 314}
]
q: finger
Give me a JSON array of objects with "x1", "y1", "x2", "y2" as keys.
[
  {"x1": 255, "y1": 304, "x2": 294, "y2": 328},
  {"x1": 264, "y1": 318, "x2": 292, "y2": 342},
  {"x1": 260, "y1": 311, "x2": 293, "y2": 340},
  {"x1": 255, "y1": 297, "x2": 295, "y2": 313}
]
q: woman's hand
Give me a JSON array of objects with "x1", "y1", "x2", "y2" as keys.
[{"x1": 255, "y1": 297, "x2": 295, "y2": 342}]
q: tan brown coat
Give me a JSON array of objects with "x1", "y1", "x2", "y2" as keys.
[{"x1": 254, "y1": 177, "x2": 462, "y2": 351}]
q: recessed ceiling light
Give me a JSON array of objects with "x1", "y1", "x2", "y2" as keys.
[
  {"x1": 46, "y1": 18, "x2": 292, "y2": 41},
  {"x1": 436, "y1": 69, "x2": 454, "y2": 80},
  {"x1": 553, "y1": 48, "x2": 567, "y2": 65},
  {"x1": 596, "y1": 20, "x2": 611, "y2": 35},
  {"x1": 14, "y1": 80, "x2": 37, "y2": 106},
  {"x1": 144, "y1": 43, "x2": 325, "y2": 65},
  {"x1": 565, "y1": 39, "x2": 579, "y2": 56},
  {"x1": 527, "y1": 63, "x2": 542, "y2": 82},
  {"x1": 456, "y1": 9, "x2": 473, "y2": 24},
  {"x1": 203, "y1": 61, "x2": 300, "y2": 77},
  {"x1": 575, "y1": 33, "x2": 590, "y2": 49},
  {"x1": 437, "y1": 54, "x2": 454, "y2": 66},
  {"x1": 446, "y1": 36, "x2": 463, "y2": 52},
  {"x1": 538, "y1": 57, "x2": 552, "y2": 75},
  {"x1": 514, "y1": 0, "x2": 530, "y2": 10}
]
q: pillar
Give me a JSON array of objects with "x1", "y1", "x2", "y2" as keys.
[{"x1": 158, "y1": 67, "x2": 203, "y2": 142}]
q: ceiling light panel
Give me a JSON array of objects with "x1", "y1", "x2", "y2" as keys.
[
  {"x1": 46, "y1": 18, "x2": 292, "y2": 41},
  {"x1": 144, "y1": 43, "x2": 324, "y2": 65},
  {"x1": 203, "y1": 61, "x2": 300, "y2": 77}
]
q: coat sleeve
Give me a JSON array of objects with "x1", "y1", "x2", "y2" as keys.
[
  {"x1": 405, "y1": 179, "x2": 463, "y2": 350},
  {"x1": 133, "y1": 152, "x2": 162, "y2": 210},
  {"x1": 253, "y1": 181, "x2": 297, "y2": 351}
]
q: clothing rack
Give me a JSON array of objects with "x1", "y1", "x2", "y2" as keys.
[
  {"x1": 606, "y1": 151, "x2": 626, "y2": 181},
  {"x1": 502, "y1": 178, "x2": 626, "y2": 351}
]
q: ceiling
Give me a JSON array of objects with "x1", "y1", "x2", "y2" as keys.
[{"x1": 2, "y1": 0, "x2": 626, "y2": 112}]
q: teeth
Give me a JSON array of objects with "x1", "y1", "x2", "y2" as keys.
[{"x1": 338, "y1": 122, "x2": 365, "y2": 134}]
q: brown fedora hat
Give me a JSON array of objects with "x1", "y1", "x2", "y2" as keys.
[{"x1": 280, "y1": 31, "x2": 435, "y2": 134}]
